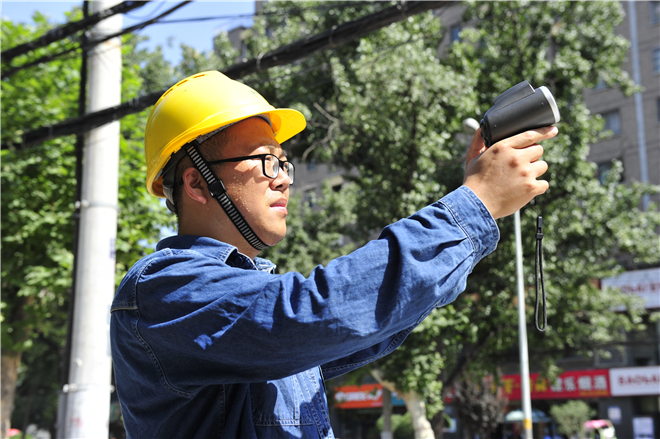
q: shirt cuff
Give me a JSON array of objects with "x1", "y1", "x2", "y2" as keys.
[{"x1": 439, "y1": 185, "x2": 500, "y2": 260}]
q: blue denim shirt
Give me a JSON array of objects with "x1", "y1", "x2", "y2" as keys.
[{"x1": 110, "y1": 186, "x2": 499, "y2": 439}]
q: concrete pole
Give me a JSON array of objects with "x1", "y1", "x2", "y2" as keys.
[
  {"x1": 62, "y1": 1, "x2": 122, "y2": 437},
  {"x1": 515, "y1": 210, "x2": 533, "y2": 439},
  {"x1": 381, "y1": 387, "x2": 393, "y2": 439}
]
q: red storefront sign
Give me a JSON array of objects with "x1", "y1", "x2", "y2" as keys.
[
  {"x1": 502, "y1": 369, "x2": 610, "y2": 400},
  {"x1": 333, "y1": 384, "x2": 407, "y2": 409},
  {"x1": 334, "y1": 384, "x2": 382, "y2": 409}
]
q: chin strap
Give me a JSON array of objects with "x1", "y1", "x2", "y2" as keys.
[{"x1": 184, "y1": 143, "x2": 269, "y2": 251}]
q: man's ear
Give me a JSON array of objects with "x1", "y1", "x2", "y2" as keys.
[{"x1": 182, "y1": 167, "x2": 209, "y2": 205}]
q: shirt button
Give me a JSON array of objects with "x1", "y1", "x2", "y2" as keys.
[{"x1": 322, "y1": 427, "x2": 329, "y2": 436}]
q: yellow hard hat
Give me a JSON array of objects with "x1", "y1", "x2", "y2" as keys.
[{"x1": 144, "y1": 71, "x2": 306, "y2": 198}]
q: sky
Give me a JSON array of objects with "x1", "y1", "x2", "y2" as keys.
[{"x1": 1, "y1": 1, "x2": 257, "y2": 64}]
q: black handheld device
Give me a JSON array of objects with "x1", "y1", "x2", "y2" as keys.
[{"x1": 480, "y1": 81, "x2": 560, "y2": 148}]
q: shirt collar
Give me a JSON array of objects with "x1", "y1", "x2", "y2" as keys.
[{"x1": 156, "y1": 235, "x2": 276, "y2": 273}]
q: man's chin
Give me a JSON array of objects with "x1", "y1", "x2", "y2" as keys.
[{"x1": 262, "y1": 227, "x2": 287, "y2": 247}]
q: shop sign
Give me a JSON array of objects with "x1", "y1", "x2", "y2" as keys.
[
  {"x1": 334, "y1": 384, "x2": 405, "y2": 409},
  {"x1": 633, "y1": 417, "x2": 655, "y2": 439},
  {"x1": 602, "y1": 267, "x2": 660, "y2": 309},
  {"x1": 609, "y1": 366, "x2": 660, "y2": 396},
  {"x1": 502, "y1": 369, "x2": 610, "y2": 401}
]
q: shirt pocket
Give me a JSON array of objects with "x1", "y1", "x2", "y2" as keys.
[{"x1": 250, "y1": 375, "x2": 314, "y2": 427}]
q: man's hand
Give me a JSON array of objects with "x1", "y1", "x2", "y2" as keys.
[{"x1": 463, "y1": 126, "x2": 557, "y2": 220}]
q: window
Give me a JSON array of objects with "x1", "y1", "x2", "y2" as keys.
[
  {"x1": 596, "y1": 160, "x2": 624, "y2": 185},
  {"x1": 602, "y1": 110, "x2": 622, "y2": 135},
  {"x1": 595, "y1": 346, "x2": 626, "y2": 367},
  {"x1": 593, "y1": 77, "x2": 608, "y2": 91},
  {"x1": 651, "y1": 2, "x2": 660, "y2": 25},
  {"x1": 306, "y1": 158, "x2": 317, "y2": 172},
  {"x1": 450, "y1": 25, "x2": 462, "y2": 43},
  {"x1": 654, "y1": 47, "x2": 660, "y2": 74},
  {"x1": 304, "y1": 189, "x2": 316, "y2": 207}
]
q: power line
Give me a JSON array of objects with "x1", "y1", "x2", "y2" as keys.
[
  {"x1": 2, "y1": 1, "x2": 192, "y2": 79},
  {"x1": 0, "y1": 1, "x2": 348, "y2": 79},
  {"x1": 122, "y1": 2, "x2": 166, "y2": 20},
  {"x1": 154, "y1": 3, "x2": 364, "y2": 24},
  {"x1": 1, "y1": 1, "x2": 147, "y2": 64},
  {"x1": 224, "y1": 1, "x2": 450, "y2": 79},
  {"x1": 3, "y1": 1, "x2": 451, "y2": 150}
]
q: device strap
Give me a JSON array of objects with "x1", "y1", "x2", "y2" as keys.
[
  {"x1": 534, "y1": 215, "x2": 547, "y2": 332},
  {"x1": 184, "y1": 143, "x2": 269, "y2": 251}
]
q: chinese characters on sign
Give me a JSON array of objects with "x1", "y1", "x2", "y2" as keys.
[{"x1": 502, "y1": 369, "x2": 611, "y2": 400}]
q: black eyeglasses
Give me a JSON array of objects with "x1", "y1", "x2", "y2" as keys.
[{"x1": 207, "y1": 154, "x2": 295, "y2": 185}]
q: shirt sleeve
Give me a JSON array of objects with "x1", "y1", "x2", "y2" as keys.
[{"x1": 129, "y1": 186, "x2": 499, "y2": 388}]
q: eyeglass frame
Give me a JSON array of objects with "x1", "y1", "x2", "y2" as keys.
[{"x1": 206, "y1": 153, "x2": 295, "y2": 185}]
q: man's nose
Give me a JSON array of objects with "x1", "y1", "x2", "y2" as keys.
[{"x1": 271, "y1": 169, "x2": 291, "y2": 191}]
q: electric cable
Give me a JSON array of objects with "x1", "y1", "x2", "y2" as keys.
[
  {"x1": 4, "y1": 1, "x2": 451, "y2": 150},
  {"x1": 1, "y1": 1, "x2": 360, "y2": 79},
  {"x1": 122, "y1": 2, "x2": 166, "y2": 20},
  {"x1": 155, "y1": 3, "x2": 368, "y2": 24},
  {"x1": 1, "y1": 1, "x2": 147, "y2": 63},
  {"x1": 2, "y1": 1, "x2": 192, "y2": 79}
]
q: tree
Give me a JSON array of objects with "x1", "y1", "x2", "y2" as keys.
[
  {"x1": 235, "y1": 2, "x2": 659, "y2": 438},
  {"x1": 550, "y1": 400, "x2": 595, "y2": 439},
  {"x1": 243, "y1": 3, "x2": 479, "y2": 436},
  {"x1": 453, "y1": 375, "x2": 507, "y2": 439},
  {"x1": 1, "y1": 10, "x2": 175, "y2": 436},
  {"x1": 377, "y1": 412, "x2": 415, "y2": 439}
]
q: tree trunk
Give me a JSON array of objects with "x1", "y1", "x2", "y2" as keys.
[
  {"x1": 401, "y1": 390, "x2": 435, "y2": 439},
  {"x1": 433, "y1": 409, "x2": 445, "y2": 439},
  {"x1": 1, "y1": 351, "x2": 22, "y2": 439},
  {"x1": 370, "y1": 368, "x2": 435, "y2": 439}
]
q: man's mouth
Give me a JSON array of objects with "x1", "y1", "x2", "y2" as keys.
[{"x1": 271, "y1": 200, "x2": 288, "y2": 214}]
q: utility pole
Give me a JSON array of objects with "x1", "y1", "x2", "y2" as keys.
[
  {"x1": 463, "y1": 117, "x2": 535, "y2": 437},
  {"x1": 515, "y1": 211, "x2": 533, "y2": 439},
  {"x1": 59, "y1": 1, "x2": 122, "y2": 437}
]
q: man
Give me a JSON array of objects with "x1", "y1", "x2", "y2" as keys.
[{"x1": 110, "y1": 71, "x2": 556, "y2": 438}]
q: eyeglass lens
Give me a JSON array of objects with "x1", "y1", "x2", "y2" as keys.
[{"x1": 264, "y1": 155, "x2": 294, "y2": 184}]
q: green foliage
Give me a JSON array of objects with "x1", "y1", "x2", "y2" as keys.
[
  {"x1": 244, "y1": 0, "x2": 659, "y2": 424},
  {"x1": 1, "y1": 9, "x2": 175, "y2": 432},
  {"x1": 1, "y1": 10, "x2": 82, "y2": 354},
  {"x1": 10, "y1": 333, "x2": 62, "y2": 436},
  {"x1": 262, "y1": 181, "x2": 357, "y2": 276},
  {"x1": 5, "y1": 1, "x2": 655, "y2": 434},
  {"x1": 454, "y1": 376, "x2": 507, "y2": 439},
  {"x1": 247, "y1": 1, "x2": 478, "y2": 233},
  {"x1": 437, "y1": 1, "x2": 658, "y2": 386},
  {"x1": 176, "y1": 37, "x2": 238, "y2": 78},
  {"x1": 377, "y1": 412, "x2": 415, "y2": 439},
  {"x1": 550, "y1": 400, "x2": 595, "y2": 438}
]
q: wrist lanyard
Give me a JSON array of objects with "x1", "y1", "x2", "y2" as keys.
[{"x1": 534, "y1": 214, "x2": 547, "y2": 332}]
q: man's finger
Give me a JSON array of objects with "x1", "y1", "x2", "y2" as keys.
[
  {"x1": 519, "y1": 144, "x2": 545, "y2": 163},
  {"x1": 530, "y1": 160, "x2": 549, "y2": 178},
  {"x1": 466, "y1": 128, "x2": 487, "y2": 166},
  {"x1": 498, "y1": 126, "x2": 558, "y2": 149}
]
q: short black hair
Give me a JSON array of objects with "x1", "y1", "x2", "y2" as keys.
[{"x1": 171, "y1": 130, "x2": 230, "y2": 225}]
